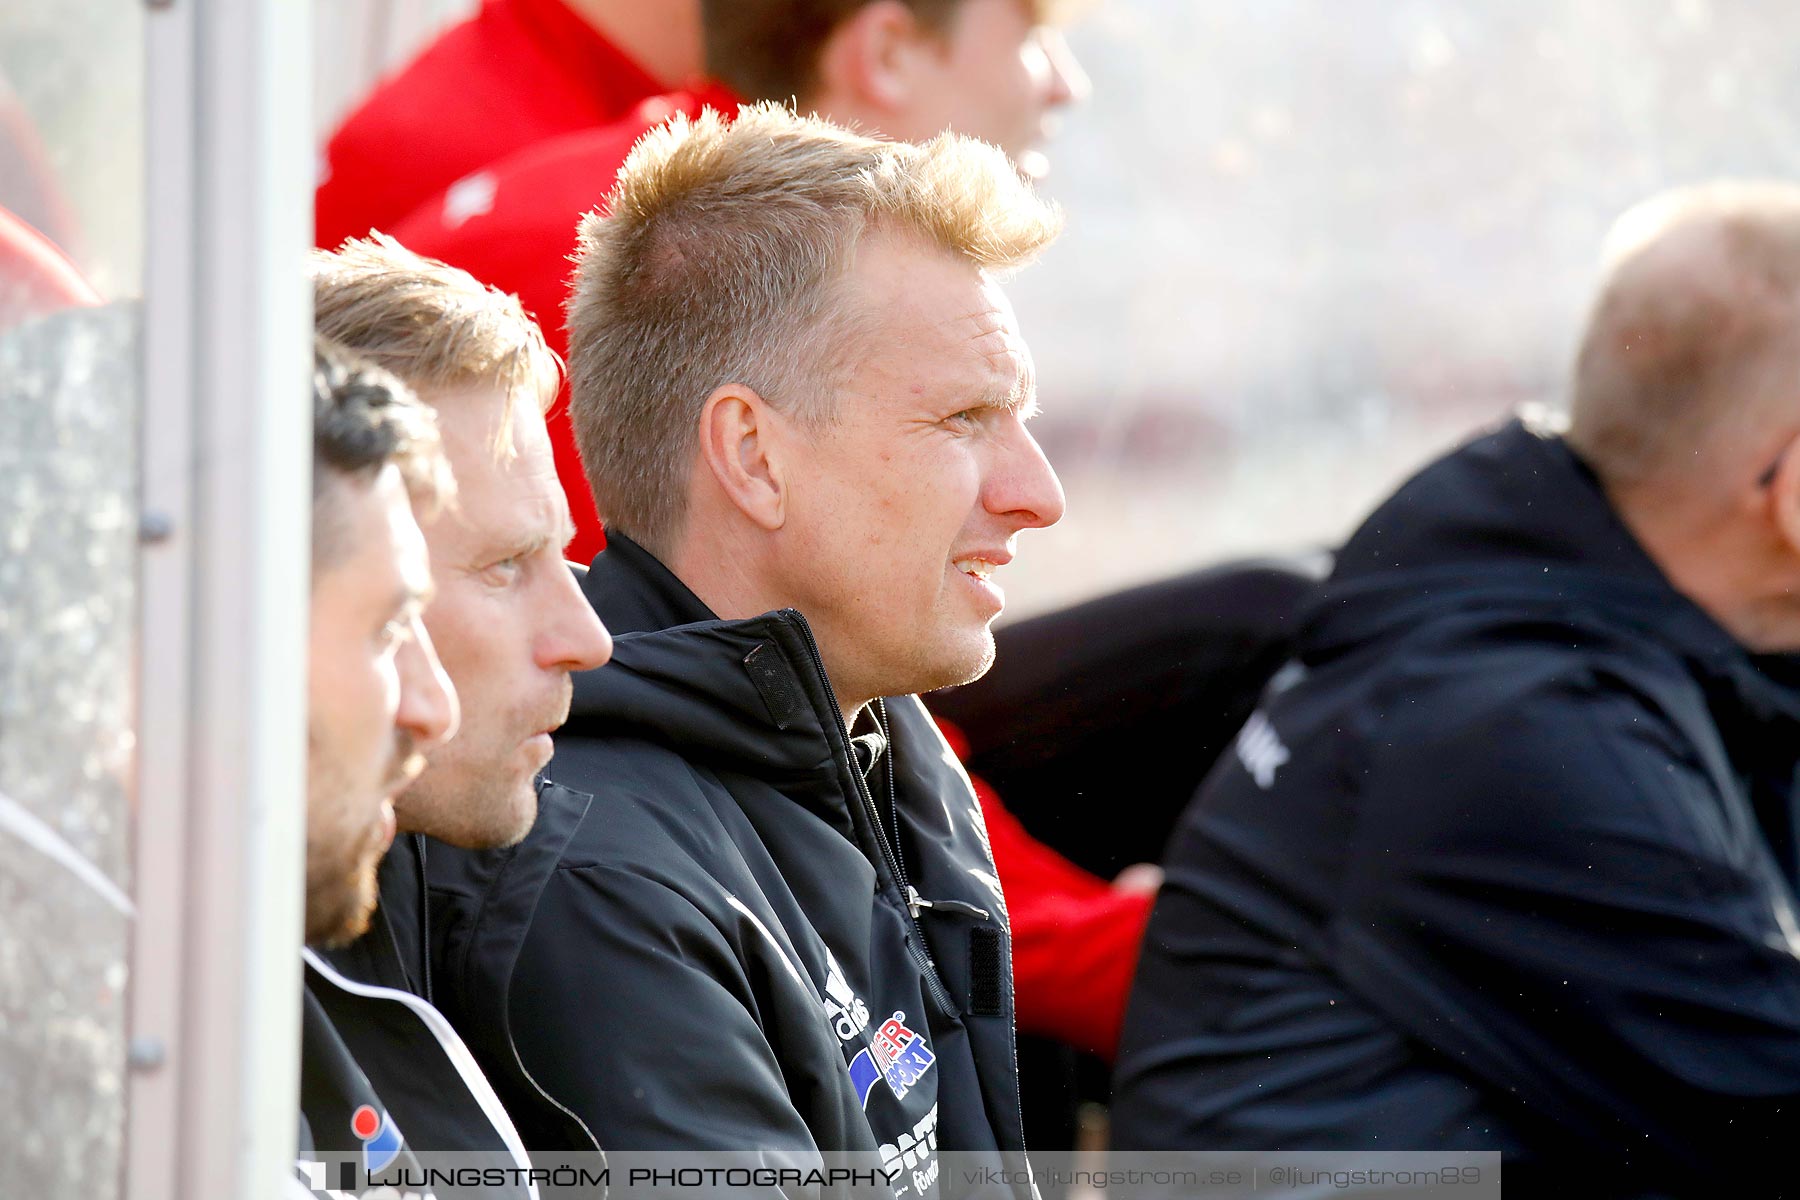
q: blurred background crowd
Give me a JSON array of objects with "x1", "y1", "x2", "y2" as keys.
[
  {"x1": 14, "y1": 1, "x2": 1800, "y2": 603},
  {"x1": 305, "y1": 1, "x2": 1800, "y2": 614}
]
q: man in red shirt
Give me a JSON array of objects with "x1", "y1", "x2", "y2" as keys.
[{"x1": 315, "y1": 0, "x2": 700, "y2": 250}]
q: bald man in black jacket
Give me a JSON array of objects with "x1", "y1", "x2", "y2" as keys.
[{"x1": 1117, "y1": 183, "x2": 1800, "y2": 1198}]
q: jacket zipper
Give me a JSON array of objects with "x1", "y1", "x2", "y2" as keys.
[
  {"x1": 789, "y1": 615, "x2": 957, "y2": 1016},
  {"x1": 882, "y1": 701, "x2": 1030, "y2": 1182},
  {"x1": 875, "y1": 705, "x2": 994, "y2": 922},
  {"x1": 788, "y1": 611, "x2": 1032, "y2": 1183},
  {"x1": 415, "y1": 834, "x2": 433, "y2": 1006},
  {"x1": 905, "y1": 886, "x2": 990, "y2": 922}
]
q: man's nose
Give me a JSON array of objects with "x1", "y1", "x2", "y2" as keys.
[
  {"x1": 987, "y1": 419, "x2": 1067, "y2": 531},
  {"x1": 1038, "y1": 28, "x2": 1091, "y2": 110},
  {"x1": 397, "y1": 618, "x2": 460, "y2": 750},
  {"x1": 536, "y1": 563, "x2": 613, "y2": 674}
]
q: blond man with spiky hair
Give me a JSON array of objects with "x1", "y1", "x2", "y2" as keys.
[{"x1": 425, "y1": 105, "x2": 1063, "y2": 1182}]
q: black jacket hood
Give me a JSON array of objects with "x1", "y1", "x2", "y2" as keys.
[
  {"x1": 566, "y1": 532, "x2": 881, "y2": 836},
  {"x1": 1332, "y1": 417, "x2": 1649, "y2": 583},
  {"x1": 1310, "y1": 418, "x2": 1800, "y2": 727},
  {"x1": 571, "y1": 534, "x2": 827, "y2": 763}
]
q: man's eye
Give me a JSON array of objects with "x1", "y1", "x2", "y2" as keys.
[
  {"x1": 944, "y1": 409, "x2": 980, "y2": 428},
  {"x1": 481, "y1": 556, "x2": 524, "y2": 584}
]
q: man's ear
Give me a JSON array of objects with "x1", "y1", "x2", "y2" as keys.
[
  {"x1": 812, "y1": 0, "x2": 928, "y2": 114},
  {"x1": 697, "y1": 383, "x2": 787, "y2": 531},
  {"x1": 1760, "y1": 431, "x2": 1800, "y2": 556}
]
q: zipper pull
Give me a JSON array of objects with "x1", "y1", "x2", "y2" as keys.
[{"x1": 906, "y1": 885, "x2": 991, "y2": 922}]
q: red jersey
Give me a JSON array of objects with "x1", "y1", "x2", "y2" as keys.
[{"x1": 316, "y1": 0, "x2": 664, "y2": 251}]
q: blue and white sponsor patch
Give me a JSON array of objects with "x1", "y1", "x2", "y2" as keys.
[{"x1": 847, "y1": 1011, "x2": 936, "y2": 1109}]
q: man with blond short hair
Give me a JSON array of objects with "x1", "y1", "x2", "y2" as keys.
[
  {"x1": 1115, "y1": 182, "x2": 1800, "y2": 1193},
  {"x1": 426, "y1": 106, "x2": 1062, "y2": 1187},
  {"x1": 309, "y1": 238, "x2": 614, "y2": 1168}
]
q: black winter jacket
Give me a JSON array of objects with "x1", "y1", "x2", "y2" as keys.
[
  {"x1": 1113, "y1": 420, "x2": 1800, "y2": 1196},
  {"x1": 298, "y1": 947, "x2": 536, "y2": 1199},
  {"x1": 426, "y1": 535, "x2": 1034, "y2": 1198},
  {"x1": 336, "y1": 836, "x2": 609, "y2": 1177}
]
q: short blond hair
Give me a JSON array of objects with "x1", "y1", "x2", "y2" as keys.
[
  {"x1": 1570, "y1": 181, "x2": 1800, "y2": 486},
  {"x1": 566, "y1": 102, "x2": 1062, "y2": 553},
  {"x1": 311, "y1": 234, "x2": 562, "y2": 455}
]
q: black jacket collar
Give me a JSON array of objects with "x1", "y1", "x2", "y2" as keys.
[
  {"x1": 1332, "y1": 417, "x2": 1653, "y2": 582},
  {"x1": 321, "y1": 837, "x2": 428, "y2": 998},
  {"x1": 581, "y1": 530, "x2": 715, "y2": 634},
  {"x1": 563, "y1": 532, "x2": 875, "y2": 834}
]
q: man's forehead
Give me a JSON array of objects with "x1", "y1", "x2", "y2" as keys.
[
  {"x1": 438, "y1": 462, "x2": 573, "y2": 554},
  {"x1": 847, "y1": 241, "x2": 1033, "y2": 395},
  {"x1": 477, "y1": 489, "x2": 576, "y2": 556},
  {"x1": 441, "y1": 410, "x2": 553, "y2": 492},
  {"x1": 433, "y1": 384, "x2": 535, "y2": 462},
  {"x1": 948, "y1": 303, "x2": 1034, "y2": 401},
  {"x1": 315, "y1": 466, "x2": 429, "y2": 605},
  {"x1": 921, "y1": 280, "x2": 1035, "y2": 400},
  {"x1": 955, "y1": 299, "x2": 1030, "y2": 364}
]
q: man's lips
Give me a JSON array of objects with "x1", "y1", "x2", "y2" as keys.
[
  {"x1": 524, "y1": 721, "x2": 563, "y2": 760},
  {"x1": 951, "y1": 549, "x2": 1013, "y2": 583},
  {"x1": 950, "y1": 550, "x2": 1012, "y2": 613},
  {"x1": 525, "y1": 685, "x2": 574, "y2": 748},
  {"x1": 383, "y1": 754, "x2": 425, "y2": 797}
]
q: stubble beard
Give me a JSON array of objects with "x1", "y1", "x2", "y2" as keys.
[
  {"x1": 303, "y1": 774, "x2": 387, "y2": 947},
  {"x1": 392, "y1": 681, "x2": 568, "y2": 849},
  {"x1": 396, "y1": 751, "x2": 537, "y2": 851},
  {"x1": 900, "y1": 614, "x2": 999, "y2": 699}
]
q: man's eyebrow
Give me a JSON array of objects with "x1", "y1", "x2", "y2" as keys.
[
  {"x1": 484, "y1": 518, "x2": 578, "y2": 563},
  {"x1": 522, "y1": 520, "x2": 578, "y2": 557},
  {"x1": 975, "y1": 371, "x2": 1038, "y2": 417}
]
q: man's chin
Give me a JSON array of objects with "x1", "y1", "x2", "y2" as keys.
[
  {"x1": 911, "y1": 631, "x2": 998, "y2": 697},
  {"x1": 304, "y1": 863, "x2": 381, "y2": 948},
  {"x1": 396, "y1": 773, "x2": 539, "y2": 850},
  {"x1": 473, "y1": 781, "x2": 539, "y2": 849}
]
